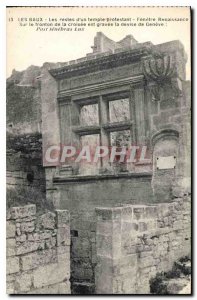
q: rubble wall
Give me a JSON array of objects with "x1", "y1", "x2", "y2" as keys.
[
  {"x1": 95, "y1": 195, "x2": 191, "y2": 294},
  {"x1": 6, "y1": 205, "x2": 71, "y2": 294}
]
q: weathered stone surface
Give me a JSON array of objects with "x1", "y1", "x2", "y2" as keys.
[
  {"x1": 6, "y1": 198, "x2": 70, "y2": 295},
  {"x1": 10, "y1": 205, "x2": 36, "y2": 220},
  {"x1": 45, "y1": 236, "x2": 57, "y2": 249},
  {"x1": 6, "y1": 281, "x2": 15, "y2": 294},
  {"x1": 6, "y1": 221, "x2": 16, "y2": 238},
  {"x1": 16, "y1": 240, "x2": 45, "y2": 255},
  {"x1": 20, "y1": 221, "x2": 35, "y2": 233},
  {"x1": 7, "y1": 238, "x2": 16, "y2": 257},
  {"x1": 36, "y1": 212, "x2": 56, "y2": 230},
  {"x1": 33, "y1": 262, "x2": 69, "y2": 288},
  {"x1": 26, "y1": 281, "x2": 70, "y2": 294},
  {"x1": 57, "y1": 227, "x2": 70, "y2": 246},
  {"x1": 15, "y1": 272, "x2": 32, "y2": 293},
  {"x1": 96, "y1": 234, "x2": 113, "y2": 257},
  {"x1": 56, "y1": 210, "x2": 70, "y2": 227},
  {"x1": 7, "y1": 257, "x2": 20, "y2": 274},
  {"x1": 95, "y1": 198, "x2": 191, "y2": 294},
  {"x1": 21, "y1": 249, "x2": 57, "y2": 271},
  {"x1": 16, "y1": 234, "x2": 26, "y2": 242}
]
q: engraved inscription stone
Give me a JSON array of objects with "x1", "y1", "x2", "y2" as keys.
[{"x1": 157, "y1": 156, "x2": 176, "y2": 170}]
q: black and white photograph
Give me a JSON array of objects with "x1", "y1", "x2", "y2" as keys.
[{"x1": 5, "y1": 5, "x2": 191, "y2": 295}]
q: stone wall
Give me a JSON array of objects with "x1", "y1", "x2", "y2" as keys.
[
  {"x1": 7, "y1": 133, "x2": 46, "y2": 194},
  {"x1": 6, "y1": 205, "x2": 71, "y2": 294},
  {"x1": 150, "y1": 80, "x2": 191, "y2": 201},
  {"x1": 6, "y1": 66, "x2": 42, "y2": 134},
  {"x1": 47, "y1": 173, "x2": 153, "y2": 293},
  {"x1": 95, "y1": 195, "x2": 191, "y2": 294}
]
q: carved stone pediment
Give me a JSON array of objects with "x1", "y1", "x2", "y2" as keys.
[{"x1": 143, "y1": 55, "x2": 182, "y2": 101}]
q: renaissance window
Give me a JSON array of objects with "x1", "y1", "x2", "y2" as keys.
[{"x1": 70, "y1": 91, "x2": 135, "y2": 175}]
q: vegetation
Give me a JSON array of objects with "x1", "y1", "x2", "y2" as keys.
[
  {"x1": 150, "y1": 256, "x2": 191, "y2": 294},
  {"x1": 7, "y1": 186, "x2": 54, "y2": 214}
]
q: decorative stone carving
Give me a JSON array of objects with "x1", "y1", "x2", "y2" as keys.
[{"x1": 143, "y1": 55, "x2": 183, "y2": 101}]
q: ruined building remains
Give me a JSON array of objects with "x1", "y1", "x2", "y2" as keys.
[{"x1": 7, "y1": 32, "x2": 191, "y2": 294}]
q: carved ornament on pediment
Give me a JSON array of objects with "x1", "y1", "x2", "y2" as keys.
[{"x1": 143, "y1": 55, "x2": 183, "y2": 101}]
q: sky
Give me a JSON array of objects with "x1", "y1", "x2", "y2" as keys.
[{"x1": 6, "y1": 6, "x2": 191, "y2": 79}]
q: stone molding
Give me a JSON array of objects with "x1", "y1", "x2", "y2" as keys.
[{"x1": 49, "y1": 46, "x2": 155, "y2": 80}]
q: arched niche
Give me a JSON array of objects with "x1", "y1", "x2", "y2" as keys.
[{"x1": 151, "y1": 129, "x2": 179, "y2": 202}]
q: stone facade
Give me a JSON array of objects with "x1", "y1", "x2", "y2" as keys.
[
  {"x1": 95, "y1": 195, "x2": 191, "y2": 294},
  {"x1": 40, "y1": 33, "x2": 191, "y2": 293},
  {"x1": 6, "y1": 32, "x2": 191, "y2": 294},
  {"x1": 6, "y1": 204, "x2": 70, "y2": 294}
]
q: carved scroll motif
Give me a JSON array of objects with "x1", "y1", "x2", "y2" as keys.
[{"x1": 143, "y1": 55, "x2": 182, "y2": 101}]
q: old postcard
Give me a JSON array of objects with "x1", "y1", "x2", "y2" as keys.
[{"x1": 6, "y1": 6, "x2": 191, "y2": 295}]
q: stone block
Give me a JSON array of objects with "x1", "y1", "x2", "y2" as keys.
[
  {"x1": 6, "y1": 257, "x2": 19, "y2": 274},
  {"x1": 36, "y1": 212, "x2": 56, "y2": 230},
  {"x1": 122, "y1": 221, "x2": 138, "y2": 232},
  {"x1": 96, "y1": 208, "x2": 113, "y2": 221},
  {"x1": 21, "y1": 249, "x2": 57, "y2": 271},
  {"x1": 33, "y1": 262, "x2": 69, "y2": 288},
  {"x1": 121, "y1": 206, "x2": 133, "y2": 221},
  {"x1": 6, "y1": 221, "x2": 16, "y2": 238},
  {"x1": 113, "y1": 208, "x2": 122, "y2": 220},
  {"x1": 96, "y1": 234, "x2": 113, "y2": 257},
  {"x1": 16, "y1": 216, "x2": 36, "y2": 223},
  {"x1": 27, "y1": 281, "x2": 70, "y2": 294},
  {"x1": 6, "y1": 238, "x2": 16, "y2": 257},
  {"x1": 144, "y1": 206, "x2": 157, "y2": 218},
  {"x1": 27, "y1": 283, "x2": 59, "y2": 294},
  {"x1": 16, "y1": 234, "x2": 26, "y2": 242},
  {"x1": 20, "y1": 221, "x2": 35, "y2": 233},
  {"x1": 121, "y1": 275, "x2": 137, "y2": 294},
  {"x1": 139, "y1": 256, "x2": 154, "y2": 268},
  {"x1": 58, "y1": 281, "x2": 71, "y2": 294},
  {"x1": 10, "y1": 205, "x2": 36, "y2": 220},
  {"x1": 96, "y1": 221, "x2": 113, "y2": 236},
  {"x1": 16, "y1": 240, "x2": 45, "y2": 255},
  {"x1": 173, "y1": 220, "x2": 183, "y2": 228},
  {"x1": 57, "y1": 226, "x2": 70, "y2": 246},
  {"x1": 33, "y1": 231, "x2": 53, "y2": 241},
  {"x1": 15, "y1": 272, "x2": 32, "y2": 293},
  {"x1": 45, "y1": 236, "x2": 57, "y2": 249},
  {"x1": 56, "y1": 210, "x2": 70, "y2": 228},
  {"x1": 138, "y1": 221, "x2": 148, "y2": 232},
  {"x1": 6, "y1": 281, "x2": 15, "y2": 294},
  {"x1": 133, "y1": 206, "x2": 145, "y2": 220}
]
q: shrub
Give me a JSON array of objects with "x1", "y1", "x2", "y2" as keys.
[
  {"x1": 149, "y1": 272, "x2": 169, "y2": 294},
  {"x1": 7, "y1": 186, "x2": 54, "y2": 214}
]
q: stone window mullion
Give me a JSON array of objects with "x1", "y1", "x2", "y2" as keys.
[{"x1": 99, "y1": 95, "x2": 110, "y2": 170}]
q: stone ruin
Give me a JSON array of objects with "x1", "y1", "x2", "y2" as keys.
[{"x1": 6, "y1": 32, "x2": 191, "y2": 294}]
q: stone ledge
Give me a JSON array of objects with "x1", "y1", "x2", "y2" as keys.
[
  {"x1": 53, "y1": 172, "x2": 152, "y2": 184},
  {"x1": 9, "y1": 205, "x2": 36, "y2": 220}
]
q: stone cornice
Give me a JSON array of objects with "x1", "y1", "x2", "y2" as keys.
[
  {"x1": 57, "y1": 75, "x2": 144, "y2": 101},
  {"x1": 53, "y1": 172, "x2": 152, "y2": 184},
  {"x1": 49, "y1": 46, "x2": 157, "y2": 80}
]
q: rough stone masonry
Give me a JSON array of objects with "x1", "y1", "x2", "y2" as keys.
[{"x1": 6, "y1": 205, "x2": 70, "y2": 294}]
